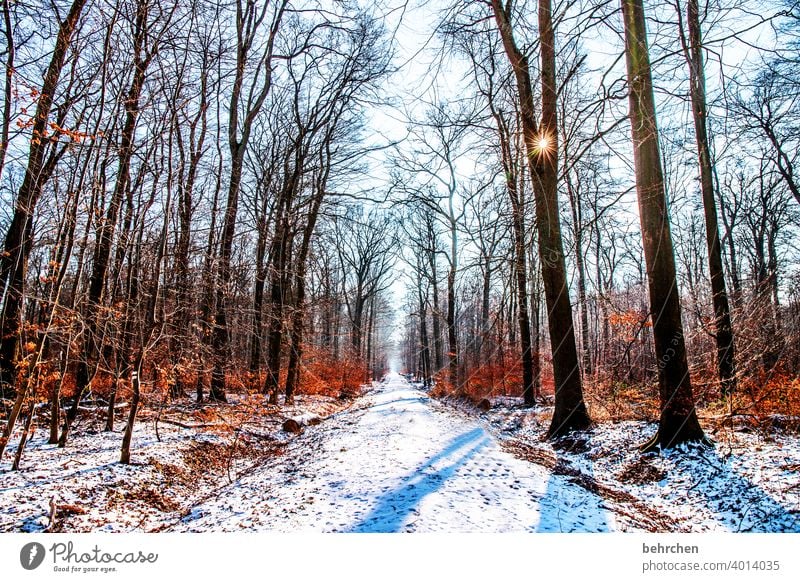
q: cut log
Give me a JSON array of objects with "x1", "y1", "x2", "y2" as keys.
[{"x1": 282, "y1": 419, "x2": 303, "y2": 434}]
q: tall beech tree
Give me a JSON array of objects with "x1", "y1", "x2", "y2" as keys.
[
  {"x1": 489, "y1": 0, "x2": 590, "y2": 436},
  {"x1": 621, "y1": 0, "x2": 706, "y2": 450},
  {"x1": 210, "y1": 0, "x2": 289, "y2": 402},
  {"x1": 0, "y1": 0, "x2": 89, "y2": 398},
  {"x1": 676, "y1": 0, "x2": 737, "y2": 396}
]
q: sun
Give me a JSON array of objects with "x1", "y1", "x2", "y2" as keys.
[{"x1": 535, "y1": 133, "x2": 552, "y2": 154}]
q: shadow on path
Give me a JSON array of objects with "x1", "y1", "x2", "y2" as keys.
[{"x1": 347, "y1": 427, "x2": 491, "y2": 532}]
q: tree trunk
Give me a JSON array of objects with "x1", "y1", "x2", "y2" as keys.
[
  {"x1": 49, "y1": 348, "x2": 68, "y2": 444},
  {"x1": 351, "y1": 294, "x2": 365, "y2": 355},
  {"x1": 418, "y1": 289, "x2": 432, "y2": 386},
  {"x1": 566, "y1": 176, "x2": 593, "y2": 376},
  {"x1": 265, "y1": 213, "x2": 291, "y2": 404},
  {"x1": 447, "y1": 234, "x2": 458, "y2": 392},
  {"x1": 0, "y1": 380, "x2": 27, "y2": 462},
  {"x1": 428, "y1": 240, "x2": 444, "y2": 373},
  {"x1": 622, "y1": 0, "x2": 707, "y2": 450},
  {"x1": 120, "y1": 355, "x2": 142, "y2": 464},
  {"x1": 366, "y1": 297, "x2": 375, "y2": 382},
  {"x1": 491, "y1": 0, "x2": 590, "y2": 436},
  {"x1": 209, "y1": 149, "x2": 244, "y2": 403},
  {"x1": 480, "y1": 259, "x2": 491, "y2": 365},
  {"x1": 249, "y1": 181, "x2": 273, "y2": 390},
  {"x1": 514, "y1": 218, "x2": 537, "y2": 405},
  {"x1": 11, "y1": 399, "x2": 35, "y2": 471},
  {"x1": 681, "y1": 0, "x2": 736, "y2": 396}
]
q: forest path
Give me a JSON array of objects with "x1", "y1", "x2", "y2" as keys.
[{"x1": 171, "y1": 373, "x2": 623, "y2": 532}]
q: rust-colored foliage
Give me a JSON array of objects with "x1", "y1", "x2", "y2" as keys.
[
  {"x1": 299, "y1": 347, "x2": 365, "y2": 399},
  {"x1": 461, "y1": 361, "x2": 523, "y2": 402},
  {"x1": 735, "y1": 369, "x2": 800, "y2": 417},
  {"x1": 583, "y1": 377, "x2": 660, "y2": 423},
  {"x1": 608, "y1": 309, "x2": 651, "y2": 342},
  {"x1": 430, "y1": 355, "x2": 549, "y2": 405}
]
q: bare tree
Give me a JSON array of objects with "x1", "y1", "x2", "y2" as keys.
[
  {"x1": 0, "y1": 0, "x2": 89, "y2": 398},
  {"x1": 622, "y1": 0, "x2": 706, "y2": 450},
  {"x1": 209, "y1": 0, "x2": 289, "y2": 402},
  {"x1": 489, "y1": 0, "x2": 590, "y2": 435},
  {"x1": 674, "y1": 0, "x2": 737, "y2": 395}
]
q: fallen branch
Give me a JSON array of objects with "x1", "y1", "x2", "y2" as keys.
[
  {"x1": 77, "y1": 403, "x2": 129, "y2": 413},
  {"x1": 235, "y1": 428, "x2": 278, "y2": 441},
  {"x1": 156, "y1": 419, "x2": 225, "y2": 430},
  {"x1": 45, "y1": 496, "x2": 57, "y2": 532}
]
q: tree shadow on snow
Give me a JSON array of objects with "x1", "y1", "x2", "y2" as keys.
[
  {"x1": 368, "y1": 397, "x2": 431, "y2": 413},
  {"x1": 535, "y1": 449, "x2": 613, "y2": 533},
  {"x1": 346, "y1": 427, "x2": 491, "y2": 533},
  {"x1": 656, "y1": 444, "x2": 799, "y2": 532}
]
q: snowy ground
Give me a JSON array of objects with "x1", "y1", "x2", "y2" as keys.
[
  {"x1": 0, "y1": 393, "x2": 347, "y2": 532},
  {"x1": 1, "y1": 373, "x2": 798, "y2": 532},
  {"x1": 483, "y1": 401, "x2": 800, "y2": 532},
  {"x1": 172, "y1": 374, "x2": 619, "y2": 532}
]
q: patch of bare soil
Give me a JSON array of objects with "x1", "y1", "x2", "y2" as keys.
[
  {"x1": 617, "y1": 456, "x2": 667, "y2": 485},
  {"x1": 114, "y1": 485, "x2": 182, "y2": 514}
]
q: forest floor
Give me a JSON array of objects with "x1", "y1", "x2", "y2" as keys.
[{"x1": 1, "y1": 373, "x2": 799, "y2": 532}]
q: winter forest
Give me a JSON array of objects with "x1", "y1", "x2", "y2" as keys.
[{"x1": 0, "y1": 0, "x2": 799, "y2": 534}]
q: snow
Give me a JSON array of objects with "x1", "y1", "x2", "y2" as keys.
[
  {"x1": 1, "y1": 373, "x2": 798, "y2": 532},
  {"x1": 0, "y1": 393, "x2": 345, "y2": 532},
  {"x1": 173, "y1": 374, "x2": 618, "y2": 532},
  {"x1": 481, "y1": 399, "x2": 800, "y2": 532}
]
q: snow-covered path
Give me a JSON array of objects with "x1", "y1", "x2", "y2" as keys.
[{"x1": 171, "y1": 373, "x2": 621, "y2": 532}]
